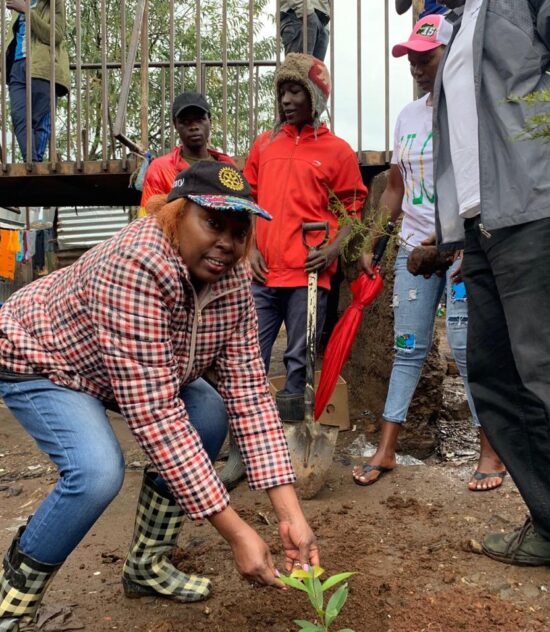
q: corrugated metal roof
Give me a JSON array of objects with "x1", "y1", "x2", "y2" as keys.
[
  {"x1": 57, "y1": 206, "x2": 131, "y2": 250},
  {"x1": 0, "y1": 207, "x2": 25, "y2": 230}
]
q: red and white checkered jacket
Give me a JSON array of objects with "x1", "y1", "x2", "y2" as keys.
[{"x1": 0, "y1": 216, "x2": 295, "y2": 519}]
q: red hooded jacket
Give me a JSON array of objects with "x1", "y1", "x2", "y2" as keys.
[{"x1": 244, "y1": 123, "x2": 367, "y2": 290}]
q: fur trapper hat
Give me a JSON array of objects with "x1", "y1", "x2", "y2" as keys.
[{"x1": 274, "y1": 53, "x2": 331, "y2": 130}]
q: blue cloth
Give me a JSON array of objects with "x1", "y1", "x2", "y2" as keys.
[
  {"x1": 383, "y1": 247, "x2": 480, "y2": 427},
  {"x1": 13, "y1": 0, "x2": 38, "y2": 60},
  {"x1": 0, "y1": 377, "x2": 228, "y2": 565},
  {"x1": 420, "y1": 0, "x2": 448, "y2": 18},
  {"x1": 15, "y1": 231, "x2": 24, "y2": 262},
  {"x1": 14, "y1": 15, "x2": 25, "y2": 61},
  {"x1": 252, "y1": 284, "x2": 328, "y2": 394},
  {"x1": 8, "y1": 59, "x2": 52, "y2": 162}
]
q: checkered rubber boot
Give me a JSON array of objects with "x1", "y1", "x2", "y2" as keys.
[
  {"x1": 0, "y1": 525, "x2": 60, "y2": 632},
  {"x1": 122, "y1": 471, "x2": 212, "y2": 603}
]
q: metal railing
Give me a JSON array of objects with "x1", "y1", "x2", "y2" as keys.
[{"x1": 0, "y1": 0, "x2": 397, "y2": 177}]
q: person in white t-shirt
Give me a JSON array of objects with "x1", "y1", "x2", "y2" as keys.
[{"x1": 352, "y1": 14, "x2": 505, "y2": 490}]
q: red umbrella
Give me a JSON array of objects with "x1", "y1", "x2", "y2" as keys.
[
  {"x1": 314, "y1": 271, "x2": 384, "y2": 419},
  {"x1": 314, "y1": 223, "x2": 394, "y2": 421}
]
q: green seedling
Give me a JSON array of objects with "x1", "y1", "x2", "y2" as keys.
[
  {"x1": 326, "y1": 187, "x2": 398, "y2": 277},
  {"x1": 278, "y1": 565, "x2": 356, "y2": 632},
  {"x1": 508, "y1": 76, "x2": 550, "y2": 143}
]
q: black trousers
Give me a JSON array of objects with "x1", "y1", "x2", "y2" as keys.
[{"x1": 463, "y1": 216, "x2": 550, "y2": 539}]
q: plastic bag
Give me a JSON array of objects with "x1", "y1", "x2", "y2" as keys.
[{"x1": 130, "y1": 151, "x2": 153, "y2": 192}]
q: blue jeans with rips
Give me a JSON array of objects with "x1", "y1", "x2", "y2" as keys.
[
  {"x1": 383, "y1": 247, "x2": 480, "y2": 426},
  {"x1": 0, "y1": 377, "x2": 228, "y2": 565}
]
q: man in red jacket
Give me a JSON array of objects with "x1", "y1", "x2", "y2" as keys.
[
  {"x1": 244, "y1": 53, "x2": 367, "y2": 419},
  {"x1": 139, "y1": 92, "x2": 235, "y2": 214}
]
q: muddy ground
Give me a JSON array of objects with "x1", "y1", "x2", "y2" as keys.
[
  {"x1": 0, "y1": 311, "x2": 547, "y2": 632},
  {"x1": 1, "y1": 395, "x2": 549, "y2": 632}
]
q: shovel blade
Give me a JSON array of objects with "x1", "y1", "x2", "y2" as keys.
[{"x1": 284, "y1": 421, "x2": 339, "y2": 499}]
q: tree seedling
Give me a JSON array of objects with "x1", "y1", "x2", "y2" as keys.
[
  {"x1": 508, "y1": 77, "x2": 550, "y2": 143},
  {"x1": 278, "y1": 565, "x2": 356, "y2": 632}
]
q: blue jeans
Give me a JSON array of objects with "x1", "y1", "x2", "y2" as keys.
[
  {"x1": 280, "y1": 10, "x2": 330, "y2": 61},
  {"x1": 383, "y1": 247, "x2": 480, "y2": 426},
  {"x1": 0, "y1": 377, "x2": 228, "y2": 565},
  {"x1": 8, "y1": 59, "x2": 52, "y2": 162},
  {"x1": 252, "y1": 284, "x2": 328, "y2": 394}
]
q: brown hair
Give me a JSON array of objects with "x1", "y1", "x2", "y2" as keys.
[
  {"x1": 145, "y1": 194, "x2": 254, "y2": 260},
  {"x1": 146, "y1": 194, "x2": 188, "y2": 248}
]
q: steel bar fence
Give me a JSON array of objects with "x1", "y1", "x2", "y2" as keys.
[{"x1": 0, "y1": 0, "x2": 397, "y2": 176}]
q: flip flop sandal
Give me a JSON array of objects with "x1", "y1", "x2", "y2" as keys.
[
  {"x1": 353, "y1": 463, "x2": 393, "y2": 487},
  {"x1": 469, "y1": 470, "x2": 507, "y2": 492}
]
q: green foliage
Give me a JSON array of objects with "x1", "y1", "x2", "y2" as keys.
[
  {"x1": 509, "y1": 76, "x2": 550, "y2": 143},
  {"x1": 54, "y1": 0, "x2": 278, "y2": 162},
  {"x1": 327, "y1": 188, "x2": 397, "y2": 270},
  {"x1": 278, "y1": 565, "x2": 357, "y2": 632}
]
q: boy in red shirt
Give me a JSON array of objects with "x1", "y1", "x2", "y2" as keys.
[{"x1": 244, "y1": 53, "x2": 367, "y2": 419}]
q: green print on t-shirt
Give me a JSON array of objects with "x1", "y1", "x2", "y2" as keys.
[{"x1": 398, "y1": 132, "x2": 435, "y2": 206}]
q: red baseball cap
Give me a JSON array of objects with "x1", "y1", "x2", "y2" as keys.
[{"x1": 392, "y1": 14, "x2": 453, "y2": 58}]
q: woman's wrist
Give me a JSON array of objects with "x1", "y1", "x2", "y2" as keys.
[
  {"x1": 266, "y1": 484, "x2": 305, "y2": 524},
  {"x1": 208, "y1": 505, "x2": 252, "y2": 546}
]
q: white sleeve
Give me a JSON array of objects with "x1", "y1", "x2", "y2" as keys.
[{"x1": 391, "y1": 113, "x2": 401, "y2": 166}]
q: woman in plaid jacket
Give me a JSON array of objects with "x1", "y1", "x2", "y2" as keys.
[{"x1": 0, "y1": 162, "x2": 318, "y2": 630}]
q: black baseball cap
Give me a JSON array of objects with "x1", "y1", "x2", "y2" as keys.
[
  {"x1": 167, "y1": 161, "x2": 272, "y2": 220},
  {"x1": 172, "y1": 92, "x2": 211, "y2": 121}
]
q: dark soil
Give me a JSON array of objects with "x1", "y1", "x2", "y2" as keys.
[
  {"x1": 0, "y1": 301, "x2": 544, "y2": 632},
  {"x1": 1, "y1": 403, "x2": 548, "y2": 632}
]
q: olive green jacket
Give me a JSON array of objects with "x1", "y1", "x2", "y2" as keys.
[{"x1": 5, "y1": 0, "x2": 69, "y2": 96}]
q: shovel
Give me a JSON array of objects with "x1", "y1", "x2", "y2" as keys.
[{"x1": 284, "y1": 222, "x2": 339, "y2": 499}]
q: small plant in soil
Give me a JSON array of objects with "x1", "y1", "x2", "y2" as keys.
[{"x1": 278, "y1": 565, "x2": 356, "y2": 632}]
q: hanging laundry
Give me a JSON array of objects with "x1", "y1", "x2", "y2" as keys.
[
  {"x1": 7, "y1": 229, "x2": 20, "y2": 256},
  {"x1": 25, "y1": 230, "x2": 37, "y2": 262},
  {"x1": 16, "y1": 231, "x2": 25, "y2": 262},
  {"x1": 0, "y1": 229, "x2": 16, "y2": 281},
  {"x1": 22, "y1": 231, "x2": 28, "y2": 262},
  {"x1": 34, "y1": 230, "x2": 45, "y2": 270}
]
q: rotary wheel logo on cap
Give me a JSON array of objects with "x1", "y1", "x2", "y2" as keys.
[{"x1": 219, "y1": 167, "x2": 245, "y2": 192}]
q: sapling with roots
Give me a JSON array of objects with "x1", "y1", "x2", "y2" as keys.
[
  {"x1": 278, "y1": 565, "x2": 356, "y2": 632},
  {"x1": 326, "y1": 187, "x2": 399, "y2": 281}
]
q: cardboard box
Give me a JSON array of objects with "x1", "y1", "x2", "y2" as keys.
[{"x1": 269, "y1": 371, "x2": 350, "y2": 431}]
